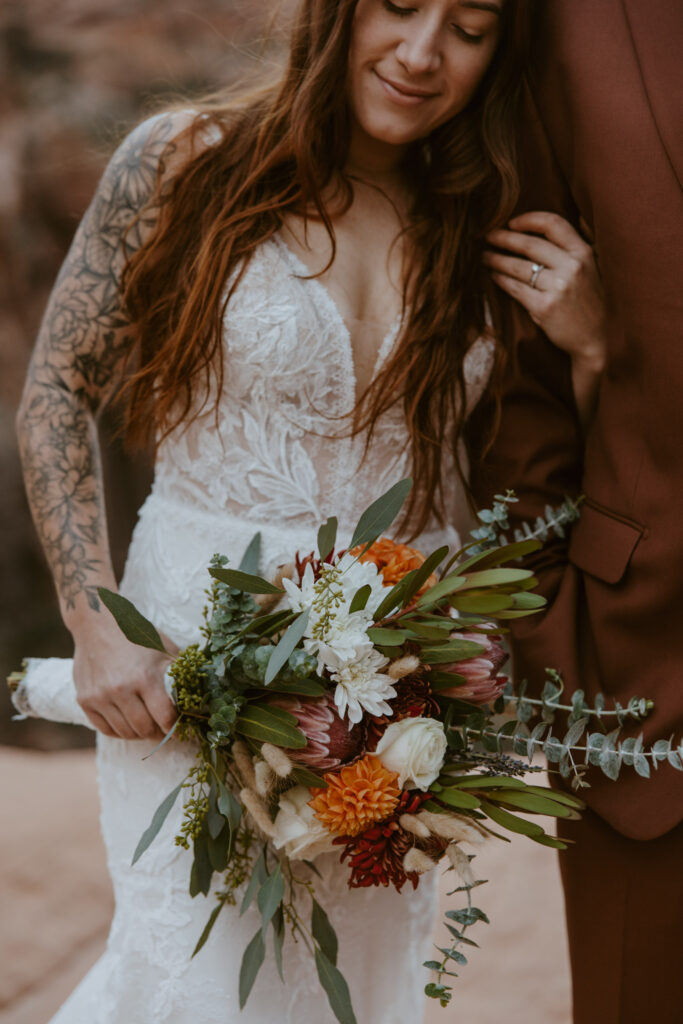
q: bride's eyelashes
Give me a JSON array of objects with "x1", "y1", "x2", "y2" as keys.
[{"x1": 380, "y1": 0, "x2": 485, "y2": 44}]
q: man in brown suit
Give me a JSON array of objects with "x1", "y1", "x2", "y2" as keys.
[{"x1": 468, "y1": 2, "x2": 683, "y2": 1022}]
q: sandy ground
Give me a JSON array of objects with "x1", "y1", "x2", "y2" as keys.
[{"x1": 0, "y1": 747, "x2": 571, "y2": 1024}]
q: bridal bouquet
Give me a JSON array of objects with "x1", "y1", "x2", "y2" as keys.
[{"x1": 12, "y1": 481, "x2": 676, "y2": 1024}]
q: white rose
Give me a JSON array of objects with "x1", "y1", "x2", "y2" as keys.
[
  {"x1": 375, "y1": 716, "x2": 447, "y2": 791},
  {"x1": 272, "y1": 786, "x2": 337, "y2": 861}
]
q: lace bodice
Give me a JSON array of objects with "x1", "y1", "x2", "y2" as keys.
[{"x1": 153, "y1": 236, "x2": 493, "y2": 553}]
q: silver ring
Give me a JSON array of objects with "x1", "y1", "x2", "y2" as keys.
[{"x1": 529, "y1": 262, "x2": 545, "y2": 288}]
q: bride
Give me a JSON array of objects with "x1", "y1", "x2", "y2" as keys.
[{"x1": 16, "y1": 1, "x2": 607, "y2": 1021}]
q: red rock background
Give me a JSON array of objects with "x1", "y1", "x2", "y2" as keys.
[{"x1": 0, "y1": 0, "x2": 283, "y2": 747}]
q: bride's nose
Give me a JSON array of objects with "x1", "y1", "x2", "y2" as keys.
[{"x1": 395, "y1": 25, "x2": 442, "y2": 74}]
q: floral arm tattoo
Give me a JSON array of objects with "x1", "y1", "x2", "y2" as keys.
[{"x1": 16, "y1": 114, "x2": 181, "y2": 618}]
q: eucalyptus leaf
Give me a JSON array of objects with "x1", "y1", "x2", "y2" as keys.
[
  {"x1": 240, "y1": 851, "x2": 267, "y2": 916},
  {"x1": 132, "y1": 782, "x2": 183, "y2": 865},
  {"x1": 349, "y1": 478, "x2": 412, "y2": 549},
  {"x1": 398, "y1": 545, "x2": 450, "y2": 606},
  {"x1": 239, "y1": 533, "x2": 262, "y2": 574},
  {"x1": 264, "y1": 611, "x2": 310, "y2": 685},
  {"x1": 190, "y1": 829, "x2": 214, "y2": 897},
  {"x1": 272, "y1": 905, "x2": 285, "y2": 982},
  {"x1": 292, "y1": 765, "x2": 329, "y2": 789},
  {"x1": 372, "y1": 575, "x2": 414, "y2": 621},
  {"x1": 318, "y1": 517, "x2": 338, "y2": 562},
  {"x1": 98, "y1": 588, "x2": 166, "y2": 652},
  {"x1": 563, "y1": 717, "x2": 589, "y2": 749},
  {"x1": 256, "y1": 677, "x2": 326, "y2": 697},
  {"x1": 217, "y1": 781, "x2": 243, "y2": 834},
  {"x1": 239, "y1": 928, "x2": 266, "y2": 1009},
  {"x1": 207, "y1": 821, "x2": 232, "y2": 871},
  {"x1": 192, "y1": 902, "x2": 224, "y2": 958},
  {"x1": 141, "y1": 718, "x2": 179, "y2": 761},
  {"x1": 349, "y1": 584, "x2": 372, "y2": 613},
  {"x1": 314, "y1": 949, "x2": 357, "y2": 1024},
  {"x1": 312, "y1": 898, "x2": 339, "y2": 966},
  {"x1": 209, "y1": 567, "x2": 283, "y2": 594},
  {"x1": 257, "y1": 863, "x2": 285, "y2": 939}
]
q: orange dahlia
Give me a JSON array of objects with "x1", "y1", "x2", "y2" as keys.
[
  {"x1": 350, "y1": 537, "x2": 438, "y2": 593},
  {"x1": 309, "y1": 755, "x2": 400, "y2": 837}
]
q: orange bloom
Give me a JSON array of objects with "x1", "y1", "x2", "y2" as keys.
[
  {"x1": 350, "y1": 537, "x2": 437, "y2": 593},
  {"x1": 309, "y1": 755, "x2": 400, "y2": 837}
]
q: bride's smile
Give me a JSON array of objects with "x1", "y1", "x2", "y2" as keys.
[{"x1": 347, "y1": 0, "x2": 503, "y2": 156}]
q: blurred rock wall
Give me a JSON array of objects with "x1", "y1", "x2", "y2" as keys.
[{"x1": 0, "y1": 0, "x2": 279, "y2": 746}]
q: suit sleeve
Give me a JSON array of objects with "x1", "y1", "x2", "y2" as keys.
[{"x1": 465, "y1": 88, "x2": 585, "y2": 673}]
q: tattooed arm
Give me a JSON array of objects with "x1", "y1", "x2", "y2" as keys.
[{"x1": 16, "y1": 112, "x2": 193, "y2": 739}]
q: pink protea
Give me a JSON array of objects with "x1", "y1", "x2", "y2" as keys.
[
  {"x1": 438, "y1": 631, "x2": 508, "y2": 705},
  {"x1": 268, "y1": 692, "x2": 364, "y2": 771}
]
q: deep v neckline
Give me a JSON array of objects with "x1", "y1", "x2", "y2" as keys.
[{"x1": 273, "y1": 234, "x2": 403, "y2": 408}]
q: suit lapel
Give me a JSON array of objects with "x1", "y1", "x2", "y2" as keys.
[{"x1": 621, "y1": 0, "x2": 683, "y2": 189}]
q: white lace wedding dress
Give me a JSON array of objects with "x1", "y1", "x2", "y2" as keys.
[{"x1": 48, "y1": 235, "x2": 494, "y2": 1024}]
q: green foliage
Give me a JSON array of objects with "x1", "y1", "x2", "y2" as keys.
[
  {"x1": 482, "y1": 669, "x2": 682, "y2": 791},
  {"x1": 97, "y1": 588, "x2": 167, "y2": 652},
  {"x1": 317, "y1": 516, "x2": 338, "y2": 562},
  {"x1": 467, "y1": 492, "x2": 582, "y2": 554},
  {"x1": 315, "y1": 949, "x2": 357, "y2": 1024},
  {"x1": 425, "y1": 867, "x2": 488, "y2": 1007},
  {"x1": 132, "y1": 782, "x2": 183, "y2": 865},
  {"x1": 349, "y1": 477, "x2": 412, "y2": 549},
  {"x1": 239, "y1": 928, "x2": 266, "y2": 1009}
]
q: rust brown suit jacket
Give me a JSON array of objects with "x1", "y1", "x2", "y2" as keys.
[{"x1": 468, "y1": 0, "x2": 683, "y2": 841}]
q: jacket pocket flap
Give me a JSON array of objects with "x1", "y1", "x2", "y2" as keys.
[{"x1": 568, "y1": 501, "x2": 643, "y2": 584}]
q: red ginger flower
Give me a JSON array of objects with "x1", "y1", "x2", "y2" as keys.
[
  {"x1": 334, "y1": 790, "x2": 436, "y2": 892},
  {"x1": 309, "y1": 755, "x2": 400, "y2": 837},
  {"x1": 268, "y1": 693, "x2": 364, "y2": 771},
  {"x1": 439, "y1": 631, "x2": 508, "y2": 705}
]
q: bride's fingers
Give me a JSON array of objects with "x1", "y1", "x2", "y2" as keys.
[
  {"x1": 142, "y1": 682, "x2": 178, "y2": 735},
  {"x1": 488, "y1": 269, "x2": 545, "y2": 318},
  {"x1": 82, "y1": 706, "x2": 118, "y2": 737},
  {"x1": 483, "y1": 249, "x2": 555, "y2": 288},
  {"x1": 508, "y1": 211, "x2": 591, "y2": 257},
  {"x1": 485, "y1": 228, "x2": 562, "y2": 269},
  {"x1": 118, "y1": 692, "x2": 164, "y2": 739}
]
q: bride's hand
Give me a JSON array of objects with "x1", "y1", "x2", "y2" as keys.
[
  {"x1": 483, "y1": 211, "x2": 607, "y2": 428},
  {"x1": 72, "y1": 616, "x2": 178, "y2": 740}
]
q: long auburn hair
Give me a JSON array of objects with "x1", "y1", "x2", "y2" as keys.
[{"x1": 121, "y1": 0, "x2": 534, "y2": 535}]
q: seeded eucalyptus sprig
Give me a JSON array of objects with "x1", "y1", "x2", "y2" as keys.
[
  {"x1": 468, "y1": 491, "x2": 582, "y2": 554},
  {"x1": 476, "y1": 670, "x2": 682, "y2": 790}
]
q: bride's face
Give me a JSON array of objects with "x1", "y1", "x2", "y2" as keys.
[{"x1": 347, "y1": 0, "x2": 504, "y2": 151}]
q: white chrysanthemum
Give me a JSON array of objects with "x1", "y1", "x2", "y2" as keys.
[
  {"x1": 331, "y1": 552, "x2": 388, "y2": 614},
  {"x1": 282, "y1": 552, "x2": 388, "y2": 669},
  {"x1": 303, "y1": 607, "x2": 372, "y2": 671},
  {"x1": 326, "y1": 648, "x2": 397, "y2": 725}
]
